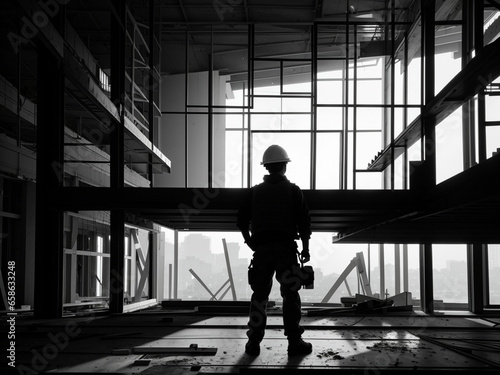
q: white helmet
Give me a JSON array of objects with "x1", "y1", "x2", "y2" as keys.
[{"x1": 261, "y1": 145, "x2": 291, "y2": 165}]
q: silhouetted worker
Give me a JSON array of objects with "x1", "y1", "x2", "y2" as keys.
[{"x1": 237, "y1": 145, "x2": 312, "y2": 356}]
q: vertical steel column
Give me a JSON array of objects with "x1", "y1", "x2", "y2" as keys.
[
  {"x1": 34, "y1": 31, "x2": 65, "y2": 319},
  {"x1": 168, "y1": 263, "x2": 172, "y2": 300},
  {"x1": 148, "y1": 0, "x2": 156, "y2": 186},
  {"x1": 17, "y1": 16, "x2": 22, "y2": 148},
  {"x1": 352, "y1": 26, "x2": 358, "y2": 189},
  {"x1": 467, "y1": 243, "x2": 486, "y2": 313},
  {"x1": 343, "y1": 9, "x2": 350, "y2": 190},
  {"x1": 185, "y1": 29, "x2": 189, "y2": 187},
  {"x1": 475, "y1": 0, "x2": 486, "y2": 162},
  {"x1": 246, "y1": 25, "x2": 254, "y2": 187},
  {"x1": 173, "y1": 229, "x2": 179, "y2": 299},
  {"x1": 110, "y1": 210, "x2": 125, "y2": 312},
  {"x1": 311, "y1": 25, "x2": 317, "y2": 189},
  {"x1": 462, "y1": 0, "x2": 476, "y2": 170},
  {"x1": 419, "y1": 0, "x2": 436, "y2": 315},
  {"x1": 419, "y1": 243, "x2": 434, "y2": 314},
  {"x1": 395, "y1": 244, "x2": 401, "y2": 294},
  {"x1": 109, "y1": 0, "x2": 126, "y2": 314},
  {"x1": 403, "y1": 34, "x2": 409, "y2": 188},
  {"x1": 379, "y1": 244, "x2": 385, "y2": 298},
  {"x1": 149, "y1": 231, "x2": 154, "y2": 299},
  {"x1": 208, "y1": 27, "x2": 214, "y2": 188},
  {"x1": 422, "y1": 0, "x2": 436, "y2": 187},
  {"x1": 483, "y1": 247, "x2": 490, "y2": 307},
  {"x1": 390, "y1": 0, "x2": 396, "y2": 190}
]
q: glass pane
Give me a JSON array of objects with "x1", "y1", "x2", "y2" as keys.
[
  {"x1": 254, "y1": 83, "x2": 280, "y2": 96},
  {"x1": 281, "y1": 114, "x2": 311, "y2": 130},
  {"x1": 394, "y1": 152, "x2": 404, "y2": 190},
  {"x1": 394, "y1": 60, "x2": 405, "y2": 105},
  {"x1": 187, "y1": 114, "x2": 208, "y2": 187},
  {"x1": 225, "y1": 87, "x2": 246, "y2": 111},
  {"x1": 408, "y1": 107, "x2": 420, "y2": 125},
  {"x1": 355, "y1": 172, "x2": 382, "y2": 189},
  {"x1": 225, "y1": 130, "x2": 246, "y2": 188},
  {"x1": 356, "y1": 132, "x2": 382, "y2": 170},
  {"x1": 282, "y1": 62, "x2": 311, "y2": 93},
  {"x1": 250, "y1": 114, "x2": 285, "y2": 131},
  {"x1": 485, "y1": 95, "x2": 500, "y2": 122},
  {"x1": 253, "y1": 60, "x2": 280, "y2": 94},
  {"x1": 435, "y1": 25, "x2": 462, "y2": 94},
  {"x1": 356, "y1": 79, "x2": 383, "y2": 104},
  {"x1": 432, "y1": 244, "x2": 468, "y2": 308},
  {"x1": 226, "y1": 114, "x2": 245, "y2": 129},
  {"x1": 484, "y1": 10, "x2": 500, "y2": 46},
  {"x1": 407, "y1": 56, "x2": 421, "y2": 105},
  {"x1": 316, "y1": 132, "x2": 341, "y2": 189},
  {"x1": 407, "y1": 245, "x2": 421, "y2": 302},
  {"x1": 356, "y1": 107, "x2": 382, "y2": 131},
  {"x1": 317, "y1": 60, "x2": 344, "y2": 79},
  {"x1": 317, "y1": 25, "x2": 351, "y2": 58},
  {"x1": 356, "y1": 58, "x2": 383, "y2": 79},
  {"x1": 317, "y1": 80, "x2": 344, "y2": 105},
  {"x1": 436, "y1": 107, "x2": 463, "y2": 184},
  {"x1": 488, "y1": 244, "x2": 500, "y2": 305},
  {"x1": 251, "y1": 97, "x2": 281, "y2": 112},
  {"x1": 251, "y1": 132, "x2": 311, "y2": 188},
  {"x1": 394, "y1": 108, "x2": 405, "y2": 136},
  {"x1": 486, "y1": 126, "x2": 500, "y2": 159},
  {"x1": 282, "y1": 97, "x2": 311, "y2": 113},
  {"x1": 317, "y1": 107, "x2": 343, "y2": 130}
]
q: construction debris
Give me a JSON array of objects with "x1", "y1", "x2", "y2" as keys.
[{"x1": 316, "y1": 349, "x2": 345, "y2": 360}]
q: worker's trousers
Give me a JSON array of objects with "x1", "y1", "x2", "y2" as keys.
[{"x1": 247, "y1": 241, "x2": 304, "y2": 342}]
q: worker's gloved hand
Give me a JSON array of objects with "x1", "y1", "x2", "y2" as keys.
[{"x1": 300, "y1": 250, "x2": 310, "y2": 263}]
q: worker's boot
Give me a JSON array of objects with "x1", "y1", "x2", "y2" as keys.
[
  {"x1": 245, "y1": 339, "x2": 260, "y2": 356},
  {"x1": 287, "y1": 337, "x2": 312, "y2": 355}
]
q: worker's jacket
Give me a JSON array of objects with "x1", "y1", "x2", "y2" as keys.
[{"x1": 237, "y1": 174, "x2": 311, "y2": 246}]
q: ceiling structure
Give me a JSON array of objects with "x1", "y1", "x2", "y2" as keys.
[{"x1": 2, "y1": 0, "x2": 500, "y2": 244}]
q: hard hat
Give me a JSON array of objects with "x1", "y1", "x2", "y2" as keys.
[{"x1": 261, "y1": 145, "x2": 291, "y2": 165}]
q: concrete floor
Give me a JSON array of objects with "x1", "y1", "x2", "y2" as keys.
[{"x1": 2, "y1": 306, "x2": 500, "y2": 374}]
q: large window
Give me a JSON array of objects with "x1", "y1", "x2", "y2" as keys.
[
  {"x1": 225, "y1": 56, "x2": 385, "y2": 190},
  {"x1": 432, "y1": 245, "x2": 468, "y2": 309}
]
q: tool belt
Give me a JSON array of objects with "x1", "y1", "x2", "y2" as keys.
[{"x1": 247, "y1": 249, "x2": 314, "y2": 289}]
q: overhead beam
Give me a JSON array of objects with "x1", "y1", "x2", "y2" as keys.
[{"x1": 368, "y1": 36, "x2": 500, "y2": 171}]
